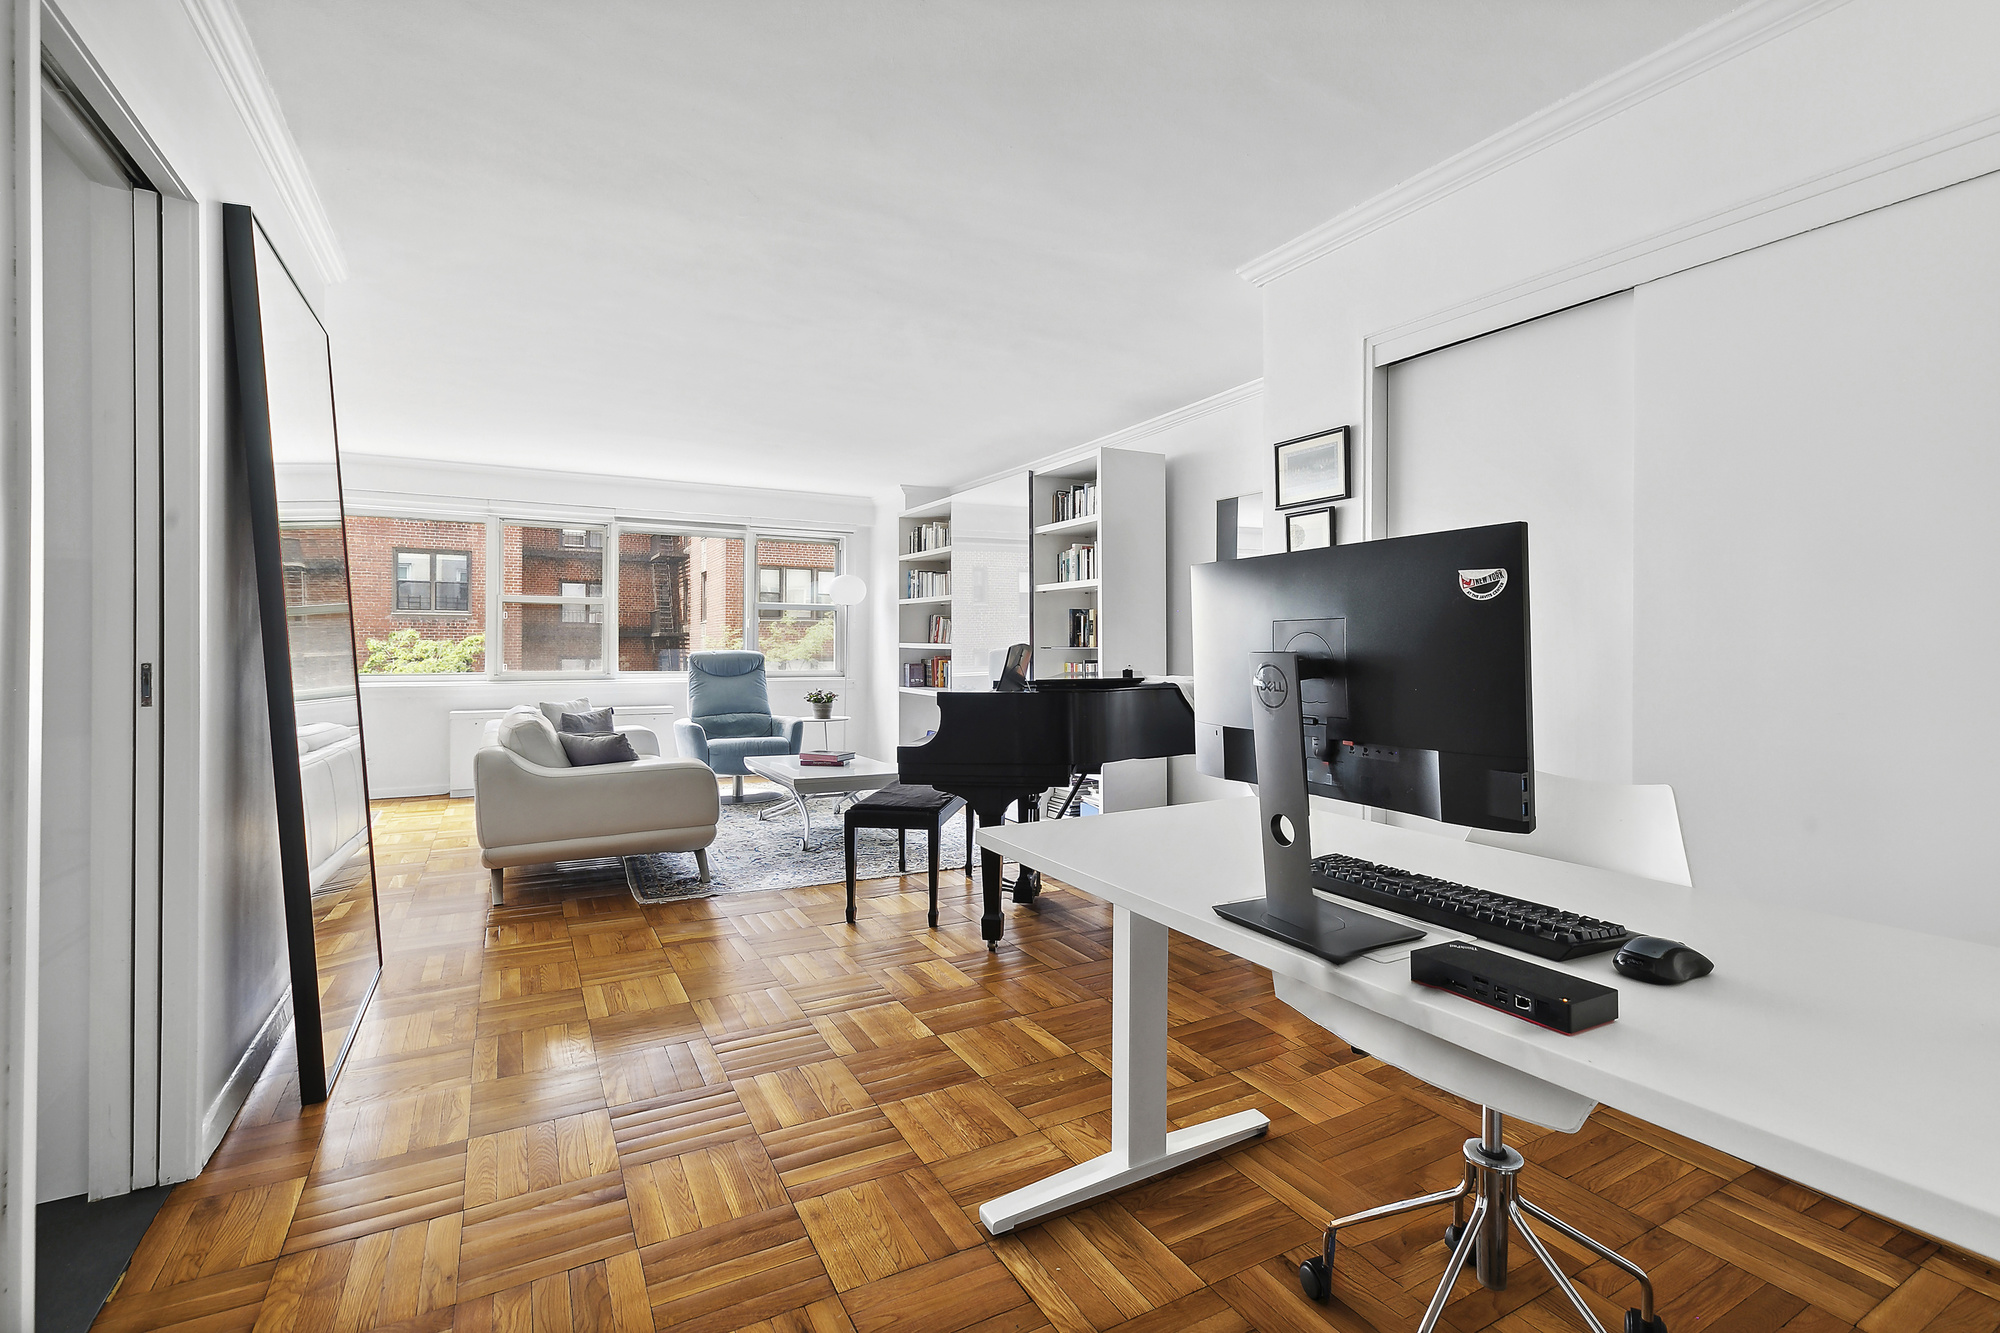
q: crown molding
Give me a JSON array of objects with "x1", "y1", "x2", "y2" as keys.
[
  {"x1": 1237, "y1": 0, "x2": 1853, "y2": 288},
  {"x1": 180, "y1": 0, "x2": 346, "y2": 283},
  {"x1": 340, "y1": 452, "x2": 877, "y2": 519},
  {"x1": 944, "y1": 379, "x2": 1264, "y2": 495}
]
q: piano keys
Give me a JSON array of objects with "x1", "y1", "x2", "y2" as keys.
[{"x1": 897, "y1": 679, "x2": 1195, "y2": 948}]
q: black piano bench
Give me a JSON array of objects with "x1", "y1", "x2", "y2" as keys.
[{"x1": 844, "y1": 784, "x2": 975, "y2": 928}]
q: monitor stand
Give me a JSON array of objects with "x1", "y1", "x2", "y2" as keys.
[{"x1": 1213, "y1": 651, "x2": 1424, "y2": 964}]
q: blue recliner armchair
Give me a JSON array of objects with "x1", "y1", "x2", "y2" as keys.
[{"x1": 673, "y1": 650, "x2": 807, "y2": 801}]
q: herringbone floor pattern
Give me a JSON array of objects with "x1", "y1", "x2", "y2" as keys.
[{"x1": 97, "y1": 796, "x2": 1999, "y2": 1332}]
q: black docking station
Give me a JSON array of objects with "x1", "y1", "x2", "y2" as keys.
[{"x1": 1411, "y1": 941, "x2": 1618, "y2": 1034}]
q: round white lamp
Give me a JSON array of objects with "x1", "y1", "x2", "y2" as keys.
[{"x1": 830, "y1": 573, "x2": 867, "y2": 606}]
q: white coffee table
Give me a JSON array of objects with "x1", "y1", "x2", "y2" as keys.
[{"x1": 743, "y1": 754, "x2": 900, "y2": 851}]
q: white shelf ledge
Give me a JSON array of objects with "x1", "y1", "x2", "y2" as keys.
[
  {"x1": 898, "y1": 546, "x2": 952, "y2": 562},
  {"x1": 1034, "y1": 515, "x2": 1099, "y2": 536},
  {"x1": 1038, "y1": 646, "x2": 1098, "y2": 653},
  {"x1": 898, "y1": 686, "x2": 943, "y2": 696},
  {"x1": 1034, "y1": 579, "x2": 1099, "y2": 594},
  {"x1": 899, "y1": 643, "x2": 953, "y2": 651},
  {"x1": 898, "y1": 595, "x2": 953, "y2": 606}
]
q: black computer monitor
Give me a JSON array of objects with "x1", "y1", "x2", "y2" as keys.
[{"x1": 1190, "y1": 521, "x2": 1534, "y2": 834}]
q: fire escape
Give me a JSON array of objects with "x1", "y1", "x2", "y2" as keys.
[{"x1": 621, "y1": 533, "x2": 691, "y2": 669}]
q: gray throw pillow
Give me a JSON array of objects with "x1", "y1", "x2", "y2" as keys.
[
  {"x1": 558, "y1": 731, "x2": 639, "y2": 766},
  {"x1": 538, "y1": 697, "x2": 592, "y2": 728},
  {"x1": 556, "y1": 706, "x2": 615, "y2": 735}
]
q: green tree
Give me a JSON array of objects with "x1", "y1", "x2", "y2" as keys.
[
  {"x1": 759, "y1": 614, "x2": 835, "y2": 668},
  {"x1": 362, "y1": 628, "x2": 486, "y2": 674}
]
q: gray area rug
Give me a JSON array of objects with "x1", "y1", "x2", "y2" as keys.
[{"x1": 621, "y1": 794, "x2": 975, "y2": 903}]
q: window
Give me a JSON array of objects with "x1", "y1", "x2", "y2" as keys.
[
  {"x1": 501, "y1": 523, "x2": 606, "y2": 672},
  {"x1": 558, "y1": 580, "x2": 604, "y2": 623},
  {"x1": 394, "y1": 549, "x2": 470, "y2": 612},
  {"x1": 618, "y1": 530, "x2": 743, "y2": 671},
  {"x1": 280, "y1": 523, "x2": 356, "y2": 696},
  {"x1": 345, "y1": 515, "x2": 846, "y2": 680},
  {"x1": 349, "y1": 517, "x2": 486, "y2": 673},
  {"x1": 753, "y1": 535, "x2": 840, "y2": 674}
]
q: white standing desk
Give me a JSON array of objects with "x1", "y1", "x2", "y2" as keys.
[{"x1": 977, "y1": 797, "x2": 2000, "y2": 1261}]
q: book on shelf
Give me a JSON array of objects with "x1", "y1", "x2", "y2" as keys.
[
  {"x1": 799, "y1": 750, "x2": 855, "y2": 766},
  {"x1": 902, "y1": 568, "x2": 951, "y2": 599},
  {"x1": 1066, "y1": 606, "x2": 1097, "y2": 648},
  {"x1": 1053, "y1": 542, "x2": 1096, "y2": 584},
  {"x1": 927, "y1": 614, "x2": 951, "y2": 644},
  {"x1": 902, "y1": 656, "x2": 950, "y2": 688},
  {"x1": 906, "y1": 521, "x2": 949, "y2": 553},
  {"x1": 1058, "y1": 659, "x2": 1100, "y2": 678},
  {"x1": 1050, "y1": 483, "x2": 1096, "y2": 524}
]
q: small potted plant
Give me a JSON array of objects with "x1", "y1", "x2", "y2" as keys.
[{"x1": 804, "y1": 688, "x2": 838, "y2": 720}]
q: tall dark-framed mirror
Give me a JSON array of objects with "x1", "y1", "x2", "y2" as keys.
[{"x1": 224, "y1": 203, "x2": 382, "y2": 1103}]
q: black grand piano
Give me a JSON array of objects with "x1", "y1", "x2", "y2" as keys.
[{"x1": 897, "y1": 671, "x2": 1195, "y2": 949}]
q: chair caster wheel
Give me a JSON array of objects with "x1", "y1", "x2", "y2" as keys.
[
  {"x1": 1444, "y1": 1223, "x2": 1479, "y2": 1267},
  {"x1": 1625, "y1": 1314, "x2": 1667, "y2": 1333},
  {"x1": 1298, "y1": 1255, "x2": 1330, "y2": 1303}
]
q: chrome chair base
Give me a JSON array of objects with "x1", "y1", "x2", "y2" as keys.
[{"x1": 1297, "y1": 1108, "x2": 1668, "y2": 1333}]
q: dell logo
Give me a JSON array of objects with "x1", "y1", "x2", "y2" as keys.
[{"x1": 1253, "y1": 664, "x2": 1289, "y2": 709}]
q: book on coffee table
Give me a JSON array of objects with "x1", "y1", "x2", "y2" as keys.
[{"x1": 798, "y1": 751, "x2": 856, "y2": 766}]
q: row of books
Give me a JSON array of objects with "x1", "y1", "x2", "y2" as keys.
[
  {"x1": 906, "y1": 522, "x2": 950, "y2": 553},
  {"x1": 1053, "y1": 660, "x2": 1100, "y2": 678},
  {"x1": 800, "y1": 750, "x2": 855, "y2": 767},
  {"x1": 1040, "y1": 776, "x2": 1100, "y2": 819},
  {"x1": 923, "y1": 614, "x2": 951, "y2": 644},
  {"x1": 1052, "y1": 543, "x2": 1097, "y2": 584},
  {"x1": 903, "y1": 657, "x2": 951, "y2": 688},
  {"x1": 1049, "y1": 483, "x2": 1096, "y2": 523},
  {"x1": 1065, "y1": 607, "x2": 1097, "y2": 648},
  {"x1": 902, "y1": 569, "x2": 951, "y2": 599}
]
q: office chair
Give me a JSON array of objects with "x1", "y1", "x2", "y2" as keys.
[
  {"x1": 1299, "y1": 1101, "x2": 1666, "y2": 1331},
  {"x1": 1298, "y1": 772, "x2": 1687, "y2": 1331}
]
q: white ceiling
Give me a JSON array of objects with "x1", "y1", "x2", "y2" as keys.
[{"x1": 236, "y1": 0, "x2": 1742, "y2": 497}]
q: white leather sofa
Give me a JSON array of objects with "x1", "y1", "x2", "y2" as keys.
[
  {"x1": 475, "y1": 706, "x2": 720, "y2": 905},
  {"x1": 299, "y1": 722, "x2": 369, "y2": 890}
]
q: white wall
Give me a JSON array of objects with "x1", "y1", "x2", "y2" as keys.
[
  {"x1": 1385, "y1": 293, "x2": 1636, "y2": 784},
  {"x1": 1632, "y1": 173, "x2": 2000, "y2": 938},
  {"x1": 1235, "y1": 0, "x2": 2000, "y2": 943},
  {"x1": 344, "y1": 455, "x2": 878, "y2": 795}
]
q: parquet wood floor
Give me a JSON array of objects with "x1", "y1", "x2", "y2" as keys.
[{"x1": 99, "y1": 796, "x2": 2000, "y2": 1333}]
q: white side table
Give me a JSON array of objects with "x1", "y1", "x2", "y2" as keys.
[{"x1": 802, "y1": 713, "x2": 850, "y2": 752}]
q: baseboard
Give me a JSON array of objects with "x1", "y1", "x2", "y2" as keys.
[
  {"x1": 369, "y1": 783, "x2": 451, "y2": 799},
  {"x1": 196, "y1": 995, "x2": 290, "y2": 1166}
]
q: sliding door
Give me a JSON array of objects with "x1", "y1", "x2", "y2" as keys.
[{"x1": 40, "y1": 77, "x2": 165, "y2": 1200}]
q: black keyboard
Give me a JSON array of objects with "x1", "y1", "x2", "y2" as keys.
[{"x1": 1311, "y1": 853, "x2": 1633, "y2": 962}]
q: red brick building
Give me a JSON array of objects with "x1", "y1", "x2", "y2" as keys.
[
  {"x1": 345, "y1": 516, "x2": 488, "y2": 671},
  {"x1": 342, "y1": 519, "x2": 836, "y2": 674}
]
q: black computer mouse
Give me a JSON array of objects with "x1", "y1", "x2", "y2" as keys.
[{"x1": 1613, "y1": 936, "x2": 1714, "y2": 985}]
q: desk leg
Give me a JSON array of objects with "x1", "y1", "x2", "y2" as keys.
[{"x1": 978, "y1": 908, "x2": 1268, "y2": 1233}]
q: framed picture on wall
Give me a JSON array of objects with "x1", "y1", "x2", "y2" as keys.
[
  {"x1": 1285, "y1": 506, "x2": 1334, "y2": 552},
  {"x1": 1273, "y1": 426, "x2": 1350, "y2": 509}
]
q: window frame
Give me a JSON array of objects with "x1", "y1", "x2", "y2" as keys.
[
  {"x1": 748, "y1": 531, "x2": 845, "y2": 678},
  {"x1": 392, "y1": 546, "x2": 473, "y2": 616},
  {"x1": 496, "y1": 521, "x2": 611, "y2": 677},
  {"x1": 346, "y1": 507, "x2": 850, "y2": 682},
  {"x1": 346, "y1": 512, "x2": 491, "y2": 679}
]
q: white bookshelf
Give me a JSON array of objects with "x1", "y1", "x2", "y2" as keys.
[
  {"x1": 895, "y1": 476, "x2": 1029, "y2": 743},
  {"x1": 1029, "y1": 446, "x2": 1167, "y2": 809}
]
